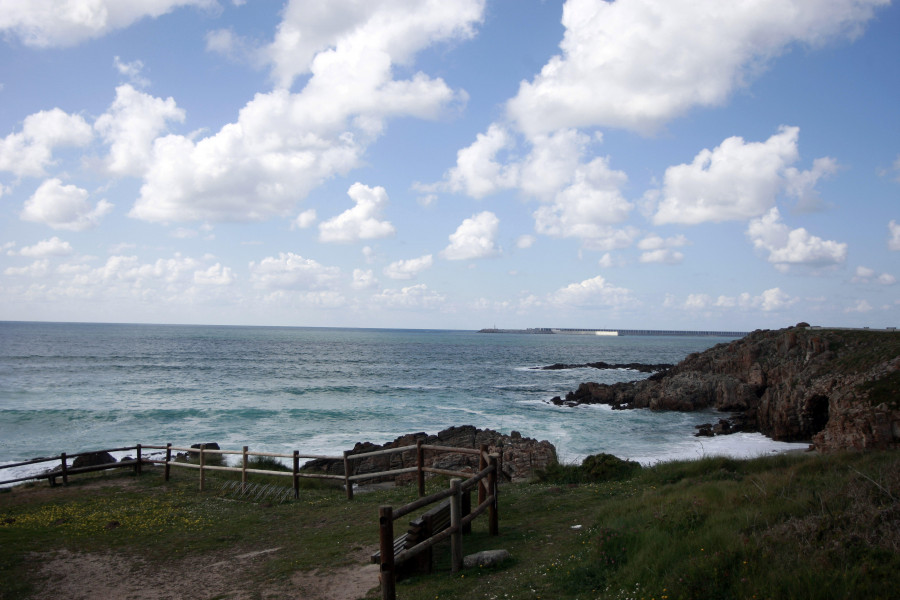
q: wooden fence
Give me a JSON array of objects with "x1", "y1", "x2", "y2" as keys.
[
  {"x1": 0, "y1": 445, "x2": 145, "y2": 487},
  {"x1": 376, "y1": 445, "x2": 499, "y2": 600},
  {"x1": 1, "y1": 440, "x2": 502, "y2": 600}
]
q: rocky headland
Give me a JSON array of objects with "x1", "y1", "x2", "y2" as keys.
[
  {"x1": 302, "y1": 425, "x2": 557, "y2": 483},
  {"x1": 550, "y1": 324, "x2": 900, "y2": 451}
]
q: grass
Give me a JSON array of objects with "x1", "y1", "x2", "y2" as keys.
[{"x1": 1, "y1": 450, "x2": 898, "y2": 599}]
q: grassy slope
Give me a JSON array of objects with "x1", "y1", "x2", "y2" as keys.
[{"x1": 2, "y1": 450, "x2": 898, "y2": 600}]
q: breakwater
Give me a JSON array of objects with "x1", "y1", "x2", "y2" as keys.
[{"x1": 478, "y1": 327, "x2": 748, "y2": 337}]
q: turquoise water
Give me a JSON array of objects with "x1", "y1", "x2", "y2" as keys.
[{"x1": 0, "y1": 322, "x2": 807, "y2": 478}]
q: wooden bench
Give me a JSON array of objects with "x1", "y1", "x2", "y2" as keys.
[{"x1": 371, "y1": 494, "x2": 470, "y2": 574}]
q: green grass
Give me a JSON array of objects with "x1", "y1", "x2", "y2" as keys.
[{"x1": 2, "y1": 450, "x2": 898, "y2": 599}]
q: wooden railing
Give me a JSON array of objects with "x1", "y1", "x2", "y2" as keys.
[
  {"x1": 375, "y1": 443, "x2": 500, "y2": 600},
  {"x1": 0, "y1": 445, "x2": 145, "y2": 486}
]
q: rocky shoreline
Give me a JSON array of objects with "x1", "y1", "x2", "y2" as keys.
[
  {"x1": 549, "y1": 324, "x2": 900, "y2": 452},
  {"x1": 533, "y1": 361, "x2": 673, "y2": 373},
  {"x1": 302, "y1": 425, "x2": 558, "y2": 483}
]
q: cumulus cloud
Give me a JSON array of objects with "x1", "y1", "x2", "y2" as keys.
[
  {"x1": 16, "y1": 237, "x2": 74, "y2": 258},
  {"x1": 249, "y1": 252, "x2": 340, "y2": 290},
  {"x1": 747, "y1": 208, "x2": 847, "y2": 268},
  {"x1": 853, "y1": 266, "x2": 896, "y2": 285},
  {"x1": 652, "y1": 127, "x2": 836, "y2": 225},
  {"x1": 549, "y1": 275, "x2": 633, "y2": 307},
  {"x1": 506, "y1": 0, "x2": 888, "y2": 136},
  {"x1": 128, "y1": 1, "x2": 479, "y2": 224},
  {"x1": 292, "y1": 209, "x2": 317, "y2": 230},
  {"x1": 889, "y1": 220, "x2": 900, "y2": 251},
  {"x1": 516, "y1": 235, "x2": 536, "y2": 249},
  {"x1": 637, "y1": 233, "x2": 688, "y2": 264},
  {"x1": 441, "y1": 211, "x2": 500, "y2": 260},
  {"x1": 194, "y1": 263, "x2": 236, "y2": 286},
  {"x1": 21, "y1": 179, "x2": 113, "y2": 231},
  {"x1": 319, "y1": 183, "x2": 395, "y2": 242},
  {"x1": 352, "y1": 268, "x2": 378, "y2": 290},
  {"x1": 0, "y1": 0, "x2": 216, "y2": 48},
  {"x1": 0, "y1": 108, "x2": 93, "y2": 177},
  {"x1": 444, "y1": 124, "x2": 518, "y2": 199},
  {"x1": 384, "y1": 254, "x2": 433, "y2": 280},
  {"x1": 845, "y1": 299, "x2": 874, "y2": 313},
  {"x1": 264, "y1": 0, "x2": 484, "y2": 89},
  {"x1": 683, "y1": 287, "x2": 798, "y2": 312},
  {"x1": 94, "y1": 85, "x2": 185, "y2": 177},
  {"x1": 373, "y1": 283, "x2": 445, "y2": 309},
  {"x1": 113, "y1": 56, "x2": 149, "y2": 88}
]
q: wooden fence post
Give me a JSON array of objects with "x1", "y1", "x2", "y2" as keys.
[
  {"x1": 450, "y1": 478, "x2": 463, "y2": 573},
  {"x1": 242, "y1": 446, "x2": 249, "y2": 494},
  {"x1": 135, "y1": 444, "x2": 142, "y2": 476},
  {"x1": 416, "y1": 439, "x2": 426, "y2": 497},
  {"x1": 60, "y1": 452, "x2": 68, "y2": 486},
  {"x1": 379, "y1": 505, "x2": 396, "y2": 600},
  {"x1": 343, "y1": 450, "x2": 354, "y2": 500},
  {"x1": 199, "y1": 446, "x2": 206, "y2": 492},
  {"x1": 478, "y1": 443, "x2": 488, "y2": 506},
  {"x1": 164, "y1": 443, "x2": 171, "y2": 481},
  {"x1": 293, "y1": 450, "x2": 300, "y2": 499},
  {"x1": 488, "y1": 454, "x2": 499, "y2": 536}
]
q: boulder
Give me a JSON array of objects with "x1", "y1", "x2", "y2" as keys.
[
  {"x1": 72, "y1": 451, "x2": 116, "y2": 468},
  {"x1": 463, "y1": 549, "x2": 510, "y2": 569},
  {"x1": 302, "y1": 425, "x2": 557, "y2": 483}
]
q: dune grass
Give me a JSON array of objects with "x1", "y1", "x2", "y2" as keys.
[{"x1": 1, "y1": 449, "x2": 897, "y2": 599}]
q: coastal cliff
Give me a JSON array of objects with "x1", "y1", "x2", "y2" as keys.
[{"x1": 551, "y1": 325, "x2": 900, "y2": 451}]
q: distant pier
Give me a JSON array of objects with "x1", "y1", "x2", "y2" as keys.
[{"x1": 477, "y1": 327, "x2": 748, "y2": 338}]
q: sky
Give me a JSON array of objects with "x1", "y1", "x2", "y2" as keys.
[{"x1": 0, "y1": 0, "x2": 898, "y2": 331}]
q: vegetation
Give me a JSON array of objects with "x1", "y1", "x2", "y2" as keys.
[{"x1": 1, "y1": 450, "x2": 897, "y2": 599}]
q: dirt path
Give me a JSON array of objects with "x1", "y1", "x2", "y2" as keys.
[{"x1": 32, "y1": 547, "x2": 380, "y2": 600}]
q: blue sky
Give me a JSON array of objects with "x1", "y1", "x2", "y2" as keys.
[{"x1": 0, "y1": 0, "x2": 898, "y2": 330}]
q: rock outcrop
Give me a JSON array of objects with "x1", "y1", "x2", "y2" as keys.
[
  {"x1": 550, "y1": 325, "x2": 900, "y2": 451},
  {"x1": 302, "y1": 425, "x2": 557, "y2": 483}
]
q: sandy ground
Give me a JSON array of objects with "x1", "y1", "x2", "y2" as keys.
[{"x1": 31, "y1": 546, "x2": 381, "y2": 600}]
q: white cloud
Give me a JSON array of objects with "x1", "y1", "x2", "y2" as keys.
[
  {"x1": 441, "y1": 211, "x2": 500, "y2": 260},
  {"x1": 130, "y1": 2, "x2": 477, "y2": 224},
  {"x1": 113, "y1": 56, "x2": 149, "y2": 88},
  {"x1": 4, "y1": 259, "x2": 50, "y2": 277},
  {"x1": 845, "y1": 299, "x2": 874, "y2": 313},
  {"x1": 652, "y1": 127, "x2": 831, "y2": 225},
  {"x1": 637, "y1": 233, "x2": 687, "y2": 264},
  {"x1": 352, "y1": 268, "x2": 378, "y2": 290},
  {"x1": 747, "y1": 208, "x2": 847, "y2": 267},
  {"x1": 784, "y1": 156, "x2": 839, "y2": 212},
  {"x1": 94, "y1": 85, "x2": 185, "y2": 177},
  {"x1": 384, "y1": 254, "x2": 433, "y2": 280},
  {"x1": 853, "y1": 265, "x2": 896, "y2": 285},
  {"x1": 506, "y1": 0, "x2": 888, "y2": 136},
  {"x1": 516, "y1": 235, "x2": 536, "y2": 249},
  {"x1": 444, "y1": 124, "x2": 519, "y2": 199},
  {"x1": 249, "y1": 252, "x2": 340, "y2": 290},
  {"x1": 0, "y1": 0, "x2": 216, "y2": 48},
  {"x1": 292, "y1": 209, "x2": 317, "y2": 230},
  {"x1": 265, "y1": 0, "x2": 484, "y2": 89},
  {"x1": 319, "y1": 183, "x2": 395, "y2": 242},
  {"x1": 682, "y1": 287, "x2": 798, "y2": 312},
  {"x1": 373, "y1": 283, "x2": 445, "y2": 309},
  {"x1": 16, "y1": 237, "x2": 73, "y2": 258},
  {"x1": 889, "y1": 220, "x2": 900, "y2": 251},
  {"x1": 21, "y1": 179, "x2": 113, "y2": 231},
  {"x1": 194, "y1": 263, "x2": 236, "y2": 286},
  {"x1": 0, "y1": 108, "x2": 93, "y2": 177},
  {"x1": 549, "y1": 275, "x2": 632, "y2": 307}
]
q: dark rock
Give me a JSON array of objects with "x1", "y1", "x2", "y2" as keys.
[
  {"x1": 302, "y1": 425, "x2": 557, "y2": 483},
  {"x1": 72, "y1": 451, "x2": 116, "y2": 468},
  {"x1": 535, "y1": 361, "x2": 672, "y2": 373},
  {"x1": 463, "y1": 549, "x2": 510, "y2": 569},
  {"x1": 549, "y1": 326, "x2": 900, "y2": 451}
]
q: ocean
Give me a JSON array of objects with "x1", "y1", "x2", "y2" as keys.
[{"x1": 0, "y1": 322, "x2": 808, "y2": 482}]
